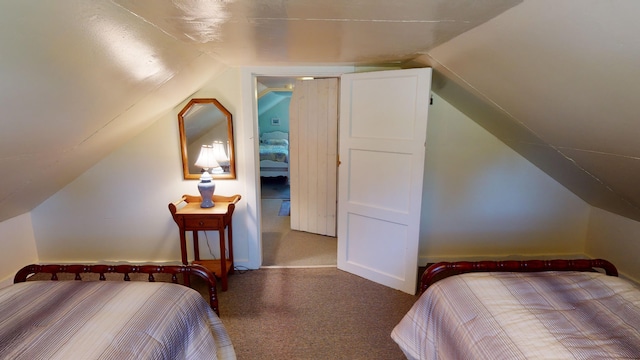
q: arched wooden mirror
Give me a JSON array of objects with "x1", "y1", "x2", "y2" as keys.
[{"x1": 178, "y1": 98, "x2": 236, "y2": 180}]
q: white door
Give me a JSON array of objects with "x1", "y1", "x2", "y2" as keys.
[
  {"x1": 289, "y1": 78, "x2": 339, "y2": 236},
  {"x1": 337, "y1": 68, "x2": 432, "y2": 294}
]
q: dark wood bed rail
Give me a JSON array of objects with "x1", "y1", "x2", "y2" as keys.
[
  {"x1": 14, "y1": 264, "x2": 220, "y2": 315},
  {"x1": 420, "y1": 258, "x2": 618, "y2": 294}
]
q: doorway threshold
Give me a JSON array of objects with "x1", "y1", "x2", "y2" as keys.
[{"x1": 260, "y1": 265, "x2": 337, "y2": 269}]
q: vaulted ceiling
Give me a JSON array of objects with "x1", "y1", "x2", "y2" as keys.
[{"x1": 2, "y1": 0, "x2": 640, "y2": 222}]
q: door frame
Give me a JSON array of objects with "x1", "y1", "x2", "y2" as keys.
[{"x1": 240, "y1": 66, "x2": 354, "y2": 269}]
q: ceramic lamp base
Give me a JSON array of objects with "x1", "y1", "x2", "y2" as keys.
[{"x1": 198, "y1": 179, "x2": 216, "y2": 208}]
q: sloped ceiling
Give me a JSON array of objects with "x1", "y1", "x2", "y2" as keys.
[
  {"x1": 2, "y1": 0, "x2": 640, "y2": 223},
  {"x1": 258, "y1": 90, "x2": 292, "y2": 117},
  {"x1": 416, "y1": 0, "x2": 640, "y2": 221}
]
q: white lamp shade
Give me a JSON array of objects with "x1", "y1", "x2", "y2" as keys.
[
  {"x1": 212, "y1": 141, "x2": 230, "y2": 166},
  {"x1": 194, "y1": 145, "x2": 220, "y2": 170}
]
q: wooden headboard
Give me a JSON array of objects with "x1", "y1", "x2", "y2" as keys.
[
  {"x1": 260, "y1": 130, "x2": 289, "y2": 142},
  {"x1": 14, "y1": 263, "x2": 221, "y2": 315},
  {"x1": 420, "y1": 258, "x2": 618, "y2": 294}
]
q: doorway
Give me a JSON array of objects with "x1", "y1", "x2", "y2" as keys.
[{"x1": 257, "y1": 76, "x2": 337, "y2": 267}]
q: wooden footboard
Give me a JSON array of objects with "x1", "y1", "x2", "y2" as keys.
[
  {"x1": 14, "y1": 264, "x2": 220, "y2": 315},
  {"x1": 420, "y1": 258, "x2": 618, "y2": 294}
]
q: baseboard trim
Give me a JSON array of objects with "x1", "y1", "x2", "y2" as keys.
[{"x1": 260, "y1": 265, "x2": 337, "y2": 269}]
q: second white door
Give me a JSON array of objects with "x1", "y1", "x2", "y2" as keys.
[{"x1": 289, "y1": 78, "x2": 339, "y2": 236}]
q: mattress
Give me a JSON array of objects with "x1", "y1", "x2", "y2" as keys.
[
  {"x1": 0, "y1": 281, "x2": 236, "y2": 359},
  {"x1": 259, "y1": 143, "x2": 288, "y2": 163},
  {"x1": 392, "y1": 271, "x2": 640, "y2": 360},
  {"x1": 259, "y1": 137, "x2": 289, "y2": 164}
]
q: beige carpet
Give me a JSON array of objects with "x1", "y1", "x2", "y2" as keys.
[
  {"x1": 218, "y1": 267, "x2": 418, "y2": 360},
  {"x1": 261, "y1": 199, "x2": 337, "y2": 267}
]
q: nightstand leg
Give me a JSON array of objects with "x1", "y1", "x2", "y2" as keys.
[
  {"x1": 179, "y1": 230, "x2": 190, "y2": 286},
  {"x1": 227, "y1": 222, "x2": 234, "y2": 275},
  {"x1": 180, "y1": 231, "x2": 188, "y2": 265},
  {"x1": 193, "y1": 231, "x2": 200, "y2": 261},
  {"x1": 219, "y1": 229, "x2": 228, "y2": 291}
]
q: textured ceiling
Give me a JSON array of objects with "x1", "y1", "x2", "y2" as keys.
[
  {"x1": 2, "y1": 0, "x2": 640, "y2": 223},
  {"x1": 419, "y1": 0, "x2": 640, "y2": 221}
]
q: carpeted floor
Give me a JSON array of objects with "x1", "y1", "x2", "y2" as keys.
[
  {"x1": 249, "y1": 177, "x2": 416, "y2": 358},
  {"x1": 218, "y1": 267, "x2": 419, "y2": 360},
  {"x1": 260, "y1": 175, "x2": 336, "y2": 267},
  {"x1": 260, "y1": 176, "x2": 290, "y2": 199},
  {"x1": 261, "y1": 199, "x2": 336, "y2": 267}
]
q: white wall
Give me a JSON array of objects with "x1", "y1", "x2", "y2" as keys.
[
  {"x1": 419, "y1": 93, "x2": 591, "y2": 263},
  {"x1": 0, "y1": 213, "x2": 38, "y2": 286},
  {"x1": 30, "y1": 65, "x2": 356, "y2": 270},
  {"x1": 586, "y1": 207, "x2": 640, "y2": 283},
  {"x1": 32, "y1": 67, "x2": 250, "y2": 266},
  {"x1": 259, "y1": 94, "x2": 291, "y2": 134},
  {"x1": 25, "y1": 66, "x2": 623, "y2": 279}
]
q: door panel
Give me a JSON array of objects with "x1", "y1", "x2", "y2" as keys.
[
  {"x1": 348, "y1": 149, "x2": 413, "y2": 213},
  {"x1": 289, "y1": 78, "x2": 338, "y2": 236},
  {"x1": 338, "y1": 68, "x2": 431, "y2": 294}
]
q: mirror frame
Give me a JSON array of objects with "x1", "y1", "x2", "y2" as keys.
[{"x1": 178, "y1": 98, "x2": 236, "y2": 180}]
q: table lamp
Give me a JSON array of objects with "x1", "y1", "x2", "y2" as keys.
[
  {"x1": 194, "y1": 145, "x2": 220, "y2": 208},
  {"x1": 212, "y1": 140, "x2": 230, "y2": 172}
]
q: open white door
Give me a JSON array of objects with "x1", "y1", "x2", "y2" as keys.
[
  {"x1": 289, "y1": 78, "x2": 339, "y2": 236},
  {"x1": 337, "y1": 68, "x2": 431, "y2": 294}
]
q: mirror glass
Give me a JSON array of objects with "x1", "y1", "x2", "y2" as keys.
[{"x1": 178, "y1": 98, "x2": 236, "y2": 180}]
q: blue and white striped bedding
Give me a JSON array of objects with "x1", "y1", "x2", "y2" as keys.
[
  {"x1": 392, "y1": 271, "x2": 640, "y2": 359},
  {"x1": 0, "y1": 281, "x2": 236, "y2": 359}
]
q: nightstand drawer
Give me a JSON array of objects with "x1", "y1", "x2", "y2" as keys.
[{"x1": 183, "y1": 217, "x2": 223, "y2": 229}]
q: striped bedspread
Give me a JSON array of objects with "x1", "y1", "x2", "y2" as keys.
[
  {"x1": 0, "y1": 281, "x2": 236, "y2": 359},
  {"x1": 392, "y1": 271, "x2": 640, "y2": 359}
]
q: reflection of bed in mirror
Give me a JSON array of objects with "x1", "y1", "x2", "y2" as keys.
[{"x1": 259, "y1": 131, "x2": 289, "y2": 179}]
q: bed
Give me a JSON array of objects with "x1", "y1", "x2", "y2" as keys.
[
  {"x1": 2, "y1": 263, "x2": 236, "y2": 360},
  {"x1": 392, "y1": 259, "x2": 640, "y2": 360},
  {"x1": 259, "y1": 130, "x2": 289, "y2": 179}
]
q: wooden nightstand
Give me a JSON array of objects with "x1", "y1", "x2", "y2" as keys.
[{"x1": 168, "y1": 194, "x2": 241, "y2": 291}]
